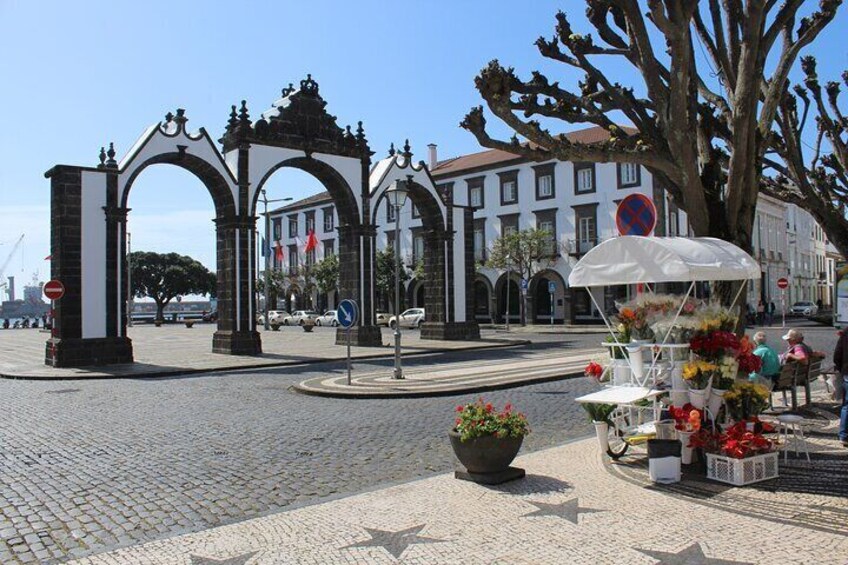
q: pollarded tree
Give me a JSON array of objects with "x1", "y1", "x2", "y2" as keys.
[
  {"x1": 376, "y1": 248, "x2": 411, "y2": 313},
  {"x1": 461, "y1": 1, "x2": 840, "y2": 256},
  {"x1": 129, "y1": 251, "x2": 216, "y2": 322},
  {"x1": 765, "y1": 56, "x2": 848, "y2": 259},
  {"x1": 486, "y1": 228, "x2": 558, "y2": 325}
]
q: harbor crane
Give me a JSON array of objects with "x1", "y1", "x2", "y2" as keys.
[{"x1": 0, "y1": 234, "x2": 25, "y2": 293}]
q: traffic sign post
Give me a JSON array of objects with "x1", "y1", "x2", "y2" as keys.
[
  {"x1": 520, "y1": 278, "x2": 528, "y2": 294},
  {"x1": 777, "y1": 278, "x2": 789, "y2": 328},
  {"x1": 337, "y1": 300, "x2": 359, "y2": 385},
  {"x1": 43, "y1": 280, "x2": 65, "y2": 338},
  {"x1": 548, "y1": 281, "x2": 556, "y2": 326}
]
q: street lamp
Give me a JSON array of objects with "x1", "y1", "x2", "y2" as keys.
[
  {"x1": 258, "y1": 189, "x2": 293, "y2": 330},
  {"x1": 505, "y1": 254, "x2": 511, "y2": 332},
  {"x1": 386, "y1": 176, "x2": 410, "y2": 380}
]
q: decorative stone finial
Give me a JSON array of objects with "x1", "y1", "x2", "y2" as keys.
[
  {"x1": 300, "y1": 74, "x2": 319, "y2": 96},
  {"x1": 173, "y1": 108, "x2": 187, "y2": 125},
  {"x1": 388, "y1": 142, "x2": 395, "y2": 157},
  {"x1": 281, "y1": 83, "x2": 295, "y2": 97},
  {"x1": 106, "y1": 143, "x2": 117, "y2": 168},
  {"x1": 402, "y1": 139, "x2": 412, "y2": 159},
  {"x1": 98, "y1": 147, "x2": 106, "y2": 168},
  {"x1": 165, "y1": 111, "x2": 174, "y2": 123},
  {"x1": 345, "y1": 125, "x2": 353, "y2": 139},
  {"x1": 228, "y1": 105, "x2": 238, "y2": 129},
  {"x1": 238, "y1": 100, "x2": 250, "y2": 124}
]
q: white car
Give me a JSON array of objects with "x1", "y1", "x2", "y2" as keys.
[
  {"x1": 375, "y1": 312, "x2": 391, "y2": 327},
  {"x1": 388, "y1": 308, "x2": 425, "y2": 329},
  {"x1": 291, "y1": 310, "x2": 320, "y2": 325},
  {"x1": 790, "y1": 301, "x2": 818, "y2": 316},
  {"x1": 258, "y1": 310, "x2": 291, "y2": 325},
  {"x1": 315, "y1": 311, "x2": 338, "y2": 327}
]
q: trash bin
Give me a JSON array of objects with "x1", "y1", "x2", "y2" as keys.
[{"x1": 647, "y1": 439, "x2": 681, "y2": 484}]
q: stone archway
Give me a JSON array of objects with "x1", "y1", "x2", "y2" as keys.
[
  {"x1": 530, "y1": 270, "x2": 567, "y2": 324},
  {"x1": 45, "y1": 76, "x2": 383, "y2": 367},
  {"x1": 495, "y1": 272, "x2": 521, "y2": 325},
  {"x1": 473, "y1": 275, "x2": 494, "y2": 323},
  {"x1": 369, "y1": 150, "x2": 479, "y2": 340}
]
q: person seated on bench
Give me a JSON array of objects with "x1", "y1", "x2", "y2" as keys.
[
  {"x1": 752, "y1": 331, "x2": 780, "y2": 385},
  {"x1": 780, "y1": 329, "x2": 812, "y2": 365}
]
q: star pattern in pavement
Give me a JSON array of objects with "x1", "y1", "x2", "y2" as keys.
[
  {"x1": 189, "y1": 551, "x2": 257, "y2": 565},
  {"x1": 343, "y1": 524, "x2": 445, "y2": 559},
  {"x1": 635, "y1": 542, "x2": 753, "y2": 565},
  {"x1": 521, "y1": 498, "x2": 604, "y2": 524}
]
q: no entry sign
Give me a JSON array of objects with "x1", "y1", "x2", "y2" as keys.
[
  {"x1": 43, "y1": 280, "x2": 65, "y2": 300},
  {"x1": 616, "y1": 194, "x2": 657, "y2": 236},
  {"x1": 777, "y1": 277, "x2": 789, "y2": 290}
]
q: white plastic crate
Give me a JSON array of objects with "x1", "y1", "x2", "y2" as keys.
[{"x1": 705, "y1": 452, "x2": 779, "y2": 486}]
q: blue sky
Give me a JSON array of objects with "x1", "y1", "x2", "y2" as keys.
[{"x1": 1, "y1": 0, "x2": 845, "y2": 288}]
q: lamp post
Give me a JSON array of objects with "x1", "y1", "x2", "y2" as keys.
[
  {"x1": 386, "y1": 177, "x2": 410, "y2": 380},
  {"x1": 505, "y1": 254, "x2": 511, "y2": 332},
  {"x1": 258, "y1": 189, "x2": 293, "y2": 330}
]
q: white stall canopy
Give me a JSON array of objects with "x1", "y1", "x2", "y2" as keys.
[{"x1": 567, "y1": 236, "x2": 760, "y2": 288}]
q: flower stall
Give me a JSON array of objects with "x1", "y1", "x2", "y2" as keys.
[{"x1": 572, "y1": 236, "x2": 781, "y2": 486}]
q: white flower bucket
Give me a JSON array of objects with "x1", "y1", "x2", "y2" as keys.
[
  {"x1": 688, "y1": 388, "x2": 708, "y2": 410},
  {"x1": 593, "y1": 421, "x2": 610, "y2": 452},
  {"x1": 612, "y1": 359, "x2": 631, "y2": 386},
  {"x1": 670, "y1": 389, "x2": 689, "y2": 408},
  {"x1": 677, "y1": 430, "x2": 695, "y2": 465},
  {"x1": 671, "y1": 365, "x2": 686, "y2": 389},
  {"x1": 707, "y1": 388, "x2": 726, "y2": 421}
]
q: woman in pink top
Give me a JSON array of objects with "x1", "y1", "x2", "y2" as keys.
[{"x1": 781, "y1": 329, "x2": 811, "y2": 364}]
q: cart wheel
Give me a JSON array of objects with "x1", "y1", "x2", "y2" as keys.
[{"x1": 606, "y1": 414, "x2": 630, "y2": 460}]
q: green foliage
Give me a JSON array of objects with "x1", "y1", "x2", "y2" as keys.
[
  {"x1": 256, "y1": 269, "x2": 287, "y2": 295},
  {"x1": 581, "y1": 403, "x2": 616, "y2": 425},
  {"x1": 129, "y1": 251, "x2": 216, "y2": 321},
  {"x1": 375, "y1": 248, "x2": 410, "y2": 313},
  {"x1": 312, "y1": 254, "x2": 339, "y2": 294},
  {"x1": 485, "y1": 228, "x2": 556, "y2": 281},
  {"x1": 453, "y1": 398, "x2": 530, "y2": 442}
]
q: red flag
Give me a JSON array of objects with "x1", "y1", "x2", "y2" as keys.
[
  {"x1": 274, "y1": 240, "x2": 284, "y2": 261},
  {"x1": 304, "y1": 230, "x2": 318, "y2": 252},
  {"x1": 44, "y1": 255, "x2": 52, "y2": 261}
]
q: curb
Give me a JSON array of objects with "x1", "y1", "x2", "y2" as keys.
[
  {"x1": 291, "y1": 369, "x2": 585, "y2": 399},
  {"x1": 0, "y1": 339, "x2": 531, "y2": 381}
]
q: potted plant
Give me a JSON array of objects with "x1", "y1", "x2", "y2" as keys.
[
  {"x1": 449, "y1": 399, "x2": 530, "y2": 484},
  {"x1": 580, "y1": 402, "x2": 616, "y2": 452},
  {"x1": 668, "y1": 404, "x2": 702, "y2": 464},
  {"x1": 301, "y1": 318, "x2": 315, "y2": 332}
]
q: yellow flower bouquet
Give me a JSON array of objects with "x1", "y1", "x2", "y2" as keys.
[{"x1": 682, "y1": 359, "x2": 718, "y2": 390}]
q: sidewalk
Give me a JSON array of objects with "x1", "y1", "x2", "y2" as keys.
[
  {"x1": 67, "y1": 403, "x2": 848, "y2": 565},
  {"x1": 0, "y1": 325, "x2": 528, "y2": 380}
]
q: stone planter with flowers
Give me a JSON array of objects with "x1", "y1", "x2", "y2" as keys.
[{"x1": 450, "y1": 399, "x2": 529, "y2": 485}]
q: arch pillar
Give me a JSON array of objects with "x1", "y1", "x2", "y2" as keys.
[
  {"x1": 212, "y1": 214, "x2": 262, "y2": 355},
  {"x1": 334, "y1": 223, "x2": 381, "y2": 346}
]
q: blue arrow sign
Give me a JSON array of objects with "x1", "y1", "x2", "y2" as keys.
[
  {"x1": 520, "y1": 278, "x2": 528, "y2": 291},
  {"x1": 337, "y1": 299, "x2": 359, "y2": 329},
  {"x1": 548, "y1": 281, "x2": 556, "y2": 293}
]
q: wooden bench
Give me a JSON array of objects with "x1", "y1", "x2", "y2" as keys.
[{"x1": 771, "y1": 354, "x2": 826, "y2": 411}]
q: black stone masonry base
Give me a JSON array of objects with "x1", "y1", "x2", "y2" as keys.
[
  {"x1": 212, "y1": 330, "x2": 262, "y2": 355},
  {"x1": 45, "y1": 337, "x2": 134, "y2": 367},
  {"x1": 420, "y1": 322, "x2": 481, "y2": 341},
  {"x1": 334, "y1": 325, "x2": 383, "y2": 346}
]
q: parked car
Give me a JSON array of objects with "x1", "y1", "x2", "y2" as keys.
[
  {"x1": 202, "y1": 311, "x2": 218, "y2": 322},
  {"x1": 291, "y1": 310, "x2": 320, "y2": 325},
  {"x1": 375, "y1": 312, "x2": 391, "y2": 327},
  {"x1": 388, "y1": 308, "x2": 426, "y2": 329},
  {"x1": 315, "y1": 311, "x2": 338, "y2": 327},
  {"x1": 257, "y1": 310, "x2": 291, "y2": 325},
  {"x1": 790, "y1": 301, "x2": 818, "y2": 316}
]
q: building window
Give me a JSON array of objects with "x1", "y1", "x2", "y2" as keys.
[
  {"x1": 272, "y1": 218, "x2": 282, "y2": 240},
  {"x1": 499, "y1": 171, "x2": 519, "y2": 205},
  {"x1": 288, "y1": 215, "x2": 298, "y2": 238},
  {"x1": 305, "y1": 248, "x2": 316, "y2": 267},
  {"x1": 574, "y1": 163, "x2": 595, "y2": 194},
  {"x1": 305, "y1": 211, "x2": 315, "y2": 234},
  {"x1": 669, "y1": 209, "x2": 679, "y2": 236},
  {"x1": 617, "y1": 163, "x2": 640, "y2": 188},
  {"x1": 466, "y1": 177, "x2": 484, "y2": 209},
  {"x1": 288, "y1": 245, "x2": 299, "y2": 274},
  {"x1": 473, "y1": 219, "x2": 486, "y2": 262},
  {"x1": 500, "y1": 214, "x2": 519, "y2": 237},
  {"x1": 385, "y1": 230, "x2": 396, "y2": 250},
  {"x1": 323, "y1": 239, "x2": 334, "y2": 258},
  {"x1": 533, "y1": 163, "x2": 556, "y2": 200},
  {"x1": 573, "y1": 204, "x2": 598, "y2": 254},
  {"x1": 412, "y1": 231, "x2": 425, "y2": 265},
  {"x1": 386, "y1": 201, "x2": 396, "y2": 223},
  {"x1": 323, "y1": 207, "x2": 334, "y2": 232},
  {"x1": 535, "y1": 210, "x2": 557, "y2": 255}
]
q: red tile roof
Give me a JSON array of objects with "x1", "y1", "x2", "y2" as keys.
[{"x1": 431, "y1": 126, "x2": 636, "y2": 178}]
